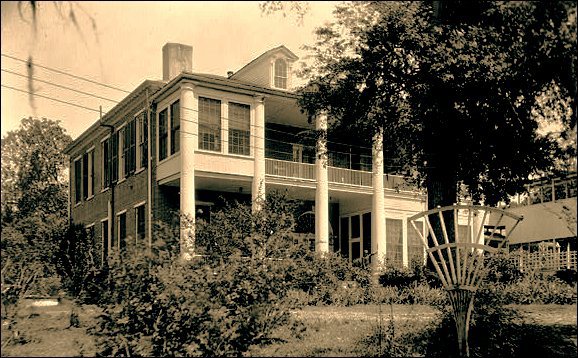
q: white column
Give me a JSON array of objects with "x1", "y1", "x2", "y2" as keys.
[
  {"x1": 180, "y1": 83, "x2": 197, "y2": 260},
  {"x1": 252, "y1": 96, "x2": 266, "y2": 211},
  {"x1": 315, "y1": 112, "x2": 329, "y2": 253},
  {"x1": 372, "y1": 128, "x2": 386, "y2": 269}
]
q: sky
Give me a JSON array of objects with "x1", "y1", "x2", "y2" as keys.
[{"x1": 1, "y1": 1, "x2": 339, "y2": 139}]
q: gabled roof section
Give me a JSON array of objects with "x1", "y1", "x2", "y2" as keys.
[{"x1": 229, "y1": 45, "x2": 298, "y2": 80}]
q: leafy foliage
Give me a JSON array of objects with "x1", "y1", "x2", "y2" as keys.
[
  {"x1": 1, "y1": 117, "x2": 72, "y2": 285},
  {"x1": 298, "y1": 1, "x2": 577, "y2": 208},
  {"x1": 92, "y1": 192, "x2": 372, "y2": 356}
]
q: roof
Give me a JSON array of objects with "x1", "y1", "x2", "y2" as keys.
[
  {"x1": 64, "y1": 80, "x2": 164, "y2": 155},
  {"x1": 150, "y1": 71, "x2": 300, "y2": 104},
  {"x1": 229, "y1": 45, "x2": 298, "y2": 79},
  {"x1": 503, "y1": 198, "x2": 577, "y2": 244}
]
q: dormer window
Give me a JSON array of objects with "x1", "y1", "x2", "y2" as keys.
[{"x1": 274, "y1": 58, "x2": 288, "y2": 89}]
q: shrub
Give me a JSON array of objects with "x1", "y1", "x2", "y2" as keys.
[
  {"x1": 93, "y1": 192, "x2": 326, "y2": 356},
  {"x1": 53, "y1": 222, "x2": 109, "y2": 304},
  {"x1": 500, "y1": 272, "x2": 577, "y2": 304}
]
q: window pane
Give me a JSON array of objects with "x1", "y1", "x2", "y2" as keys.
[
  {"x1": 228, "y1": 102, "x2": 250, "y2": 155},
  {"x1": 386, "y1": 218, "x2": 403, "y2": 268},
  {"x1": 407, "y1": 221, "x2": 424, "y2": 264},
  {"x1": 74, "y1": 159, "x2": 82, "y2": 203},
  {"x1": 340, "y1": 217, "x2": 349, "y2": 258},
  {"x1": 274, "y1": 59, "x2": 287, "y2": 89},
  {"x1": 102, "y1": 220, "x2": 109, "y2": 263},
  {"x1": 198, "y1": 97, "x2": 221, "y2": 151},
  {"x1": 136, "y1": 205, "x2": 146, "y2": 240},
  {"x1": 159, "y1": 108, "x2": 168, "y2": 160},
  {"x1": 170, "y1": 100, "x2": 180, "y2": 154},
  {"x1": 119, "y1": 213, "x2": 126, "y2": 252},
  {"x1": 102, "y1": 138, "x2": 110, "y2": 189},
  {"x1": 138, "y1": 112, "x2": 148, "y2": 169},
  {"x1": 362, "y1": 212, "x2": 372, "y2": 259},
  {"x1": 82, "y1": 153, "x2": 88, "y2": 200},
  {"x1": 351, "y1": 215, "x2": 360, "y2": 239},
  {"x1": 458, "y1": 225, "x2": 470, "y2": 243},
  {"x1": 111, "y1": 132, "x2": 119, "y2": 182},
  {"x1": 129, "y1": 120, "x2": 136, "y2": 173}
]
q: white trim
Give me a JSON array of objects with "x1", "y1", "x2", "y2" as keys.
[
  {"x1": 85, "y1": 222, "x2": 95, "y2": 229},
  {"x1": 116, "y1": 209, "x2": 127, "y2": 216},
  {"x1": 73, "y1": 155, "x2": 82, "y2": 205},
  {"x1": 86, "y1": 148, "x2": 95, "y2": 198},
  {"x1": 134, "y1": 201, "x2": 146, "y2": 243},
  {"x1": 157, "y1": 91, "x2": 181, "y2": 164},
  {"x1": 100, "y1": 217, "x2": 110, "y2": 264},
  {"x1": 133, "y1": 200, "x2": 146, "y2": 208}
]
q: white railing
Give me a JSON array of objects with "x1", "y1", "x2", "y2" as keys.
[
  {"x1": 265, "y1": 158, "x2": 315, "y2": 180},
  {"x1": 266, "y1": 158, "x2": 419, "y2": 191},
  {"x1": 328, "y1": 166, "x2": 373, "y2": 187}
]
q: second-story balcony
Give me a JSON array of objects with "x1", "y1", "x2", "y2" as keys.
[{"x1": 264, "y1": 158, "x2": 418, "y2": 192}]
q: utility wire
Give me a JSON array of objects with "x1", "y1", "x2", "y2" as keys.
[
  {"x1": 2, "y1": 68, "x2": 120, "y2": 103},
  {"x1": 1, "y1": 83, "x2": 102, "y2": 114},
  {"x1": 1, "y1": 53, "x2": 131, "y2": 93}
]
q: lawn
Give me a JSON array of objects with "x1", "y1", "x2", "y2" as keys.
[{"x1": 1, "y1": 301, "x2": 576, "y2": 357}]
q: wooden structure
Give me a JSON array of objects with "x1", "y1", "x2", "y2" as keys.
[{"x1": 408, "y1": 204, "x2": 523, "y2": 357}]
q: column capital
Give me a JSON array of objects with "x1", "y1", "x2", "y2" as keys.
[{"x1": 180, "y1": 81, "x2": 196, "y2": 91}]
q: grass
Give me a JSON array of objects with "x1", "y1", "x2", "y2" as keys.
[
  {"x1": 1, "y1": 298, "x2": 100, "y2": 357},
  {"x1": 1, "y1": 301, "x2": 576, "y2": 357}
]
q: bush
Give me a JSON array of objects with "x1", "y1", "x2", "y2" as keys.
[
  {"x1": 500, "y1": 272, "x2": 577, "y2": 304},
  {"x1": 53, "y1": 222, "x2": 109, "y2": 304},
  {"x1": 92, "y1": 192, "x2": 331, "y2": 356},
  {"x1": 378, "y1": 257, "x2": 442, "y2": 288}
]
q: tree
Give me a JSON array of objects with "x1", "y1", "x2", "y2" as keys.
[
  {"x1": 1, "y1": 116, "x2": 72, "y2": 278},
  {"x1": 297, "y1": 1, "x2": 576, "y2": 209},
  {"x1": 1, "y1": 117, "x2": 71, "y2": 220}
]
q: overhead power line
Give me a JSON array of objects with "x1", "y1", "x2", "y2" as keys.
[
  {"x1": 1, "y1": 53, "x2": 130, "y2": 94},
  {"x1": 1, "y1": 83, "x2": 103, "y2": 114},
  {"x1": 2, "y1": 68, "x2": 120, "y2": 103}
]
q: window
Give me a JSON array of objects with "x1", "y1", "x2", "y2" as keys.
[
  {"x1": 74, "y1": 158, "x2": 82, "y2": 204},
  {"x1": 170, "y1": 100, "x2": 180, "y2": 155},
  {"x1": 117, "y1": 211, "x2": 127, "y2": 252},
  {"x1": 121, "y1": 120, "x2": 136, "y2": 178},
  {"x1": 82, "y1": 153, "x2": 88, "y2": 200},
  {"x1": 458, "y1": 224, "x2": 470, "y2": 243},
  {"x1": 102, "y1": 137, "x2": 110, "y2": 189},
  {"x1": 159, "y1": 108, "x2": 168, "y2": 160},
  {"x1": 111, "y1": 132, "x2": 119, "y2": 183},
  {"x1": 228, "y1": 102, "x2": 250, "y2": 155},
  {"x1": 198, "y1": 97, "x2": 221, "y2": 151},
  {"x1": 340, "y1": 217, "x2": 349, "y2": 258},
  {"x1": 83, "y1": 150, "x2": 94, "y2": 198},
  {"x1": 135, "y1": 203, "x2": 146, "y2": 241},
  {"x1": 136, "y1": 112, "x2": 148, "y2": 170},
  {"x1": 274, "y1": 58, "x2": 287, "y2": 89},
  {"x1": 386, "y1": 218, "x2": 403, "y2": 267},
  {"x1": 101, "y1": 219, "x2": 109, "y2": 262},
  {"x1": 408, "y1": 221, "x2": 424, "y2": 265},
  {"x1": 362, "y1": 212, "x2": 372, "y2": 260}
]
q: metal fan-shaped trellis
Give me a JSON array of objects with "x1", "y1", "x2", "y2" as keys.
[{"x1": 408, "y1": 204, "x2": 523, "y2": 357}]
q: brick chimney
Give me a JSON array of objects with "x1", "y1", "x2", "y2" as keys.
[{"x1": 162, "y1": 43, "x2": 193, "y2": 81}]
